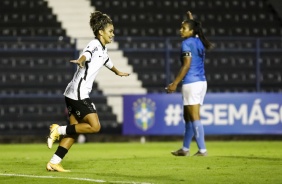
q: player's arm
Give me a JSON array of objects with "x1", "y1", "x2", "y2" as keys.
[
  {"x1": 104, "y1": 57, "x2": 130, "y2": 77},
  {"x1": 70, "y1": 55, "x2": 86, "y2": 68},
  {"x1": 110, "y1": 66, "x2": 130, "y2": 77},
  {"x1": 166, "y1": 56, "x2": 191, "y2": 93},
  {"x1": 70, "y1": 40, "x2": 95, "y2": 68},
  {"x1": 187, "y1": 11, "x2": 194, "y2": 20}
]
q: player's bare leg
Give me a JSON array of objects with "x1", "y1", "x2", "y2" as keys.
[
  {"x1": 46, "y1": 115, "x2": 79, "y2": 172},
  {"x1": 73, "y1": 113, "x2": 101, "y2": 133}
]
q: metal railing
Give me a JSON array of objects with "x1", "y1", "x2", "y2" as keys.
[
  {"x1": 114, "y1": 36, "x2": 282, "y2": 92},
  {"x1": 0, "y1": 36, "x2": 281, "y2": 94}
]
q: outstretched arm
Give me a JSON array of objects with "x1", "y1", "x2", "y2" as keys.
[
  {"x1": 70, "y1": 55, "x2": 86, "y2": 68},
  {"x1": 187, "y1": 11, "x2": 194, "y2": 20},
  {"x1": 110, "y1": 66, "x2": 130, "y2": 77}
]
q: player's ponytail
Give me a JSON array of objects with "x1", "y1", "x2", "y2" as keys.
[
  {"x1": 184, "y1": 19, "x2": 213, "y2": 50},
  {"x1": 89, "y1": 11, "x2": 113, "y2": 37}
]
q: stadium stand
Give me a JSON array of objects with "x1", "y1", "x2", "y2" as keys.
[
  {"x1": 0, "y1": 0, "x2": 281, "y2": 137},
  {"x1": 0, "y1": 0, "x2": 118, "y2": 136},
  {"x1": 91, "y1": 0, "x2": 282, "y2": 93}
]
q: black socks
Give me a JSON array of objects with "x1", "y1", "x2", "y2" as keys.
[
  {"x1": 55, "y1": 146, "x2": 68, "y2": 159},
  {"x1": 66, "y1": 124, "x2": 76, "y2": 135}
]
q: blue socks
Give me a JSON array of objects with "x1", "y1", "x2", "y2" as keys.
[
  {"x1": 183, "y1": 122, "x2": 194, "y2": 150},
  {"x1": 192, "y1": 120, "x2": 206, "y2": 150},
  {"x1": 182, "y1": 120, "x2": 206, "y2": 152}
]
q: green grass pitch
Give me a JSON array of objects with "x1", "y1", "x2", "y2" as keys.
[{"x1": 0, "y1": 141, "x2": 281, "y2": 184}]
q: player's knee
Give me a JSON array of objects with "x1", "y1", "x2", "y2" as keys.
[
  {"x1": 89, "y1": 123, "x2": 101, "y2": 133},
  {"x1": 94, "y1": 124, "x2": 101, "y2": 132}
]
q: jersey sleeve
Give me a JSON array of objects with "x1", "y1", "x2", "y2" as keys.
[
  {"x1": 181, "y1": 40, "x2": 192, "y2": 57},
  {"x1": 81, "y1": 40, "x2": 98, "y2": 61},
  {"x1": 104, "y1": 57, "x2": 114, "y2": 69}
]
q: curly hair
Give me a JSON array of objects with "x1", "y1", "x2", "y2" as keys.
[{"x1": 89, "y1": 11, "x2": 113, "y2": 37}]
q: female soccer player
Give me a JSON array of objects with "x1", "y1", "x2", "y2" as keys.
[
  {"x1": 46, "y1": 11, "x2": 130, "y2": 172},
  {"x1": 166, "y1": 11, "x2": 213, "y2": 156}
]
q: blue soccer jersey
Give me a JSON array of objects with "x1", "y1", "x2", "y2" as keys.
[{"x1": 181, "y1": 37, "x2": 206, "y2": 84}]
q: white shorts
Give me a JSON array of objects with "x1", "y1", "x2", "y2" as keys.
[{"x1": 182, "y1": 81, "x2": 207, "y2": 106}]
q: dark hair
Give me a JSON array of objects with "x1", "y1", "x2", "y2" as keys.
[
  {"x1": 183, "y1": 19, "x2": 213, "y2": 50},
  {"x1": 89, "y1": 11, "x2": 113, "y2": 37}
]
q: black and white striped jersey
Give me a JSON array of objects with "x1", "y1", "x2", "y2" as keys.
[{"x1": 64, "y1": 39, "x2": 114, "y2": 100}]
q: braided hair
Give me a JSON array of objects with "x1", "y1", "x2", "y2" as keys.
[
  {"x1": 89, "y1": 11, "x2": 113, "y2": 37},
  {"x1": 183, "y1": 19, "x2": 213, "y2": 50}
]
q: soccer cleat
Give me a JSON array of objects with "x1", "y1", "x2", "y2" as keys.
[
  {"x1": 193, "y1": 151, "x2": 208, "y2": 156},
  {"x1": 47, "y1": 124, "x2": 60, "y2": 149},
  {"x1": 46, "y1": 162, "x2": 70, "y2": 172},
  {"x1": 171, "y1": 149, "x2": 190, "y2": 156}
]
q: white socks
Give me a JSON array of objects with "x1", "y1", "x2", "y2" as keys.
[
  {"x1": 57, "y1": 126, "x2": 67, "y2": 135},
  {"x1": 50, "y1": 154, "x2": 62, "y2": 164},
  {"x1": 200, "y1": 149, "x2": 207, "y2": 153}
]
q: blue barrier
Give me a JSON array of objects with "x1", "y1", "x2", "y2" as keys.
[{"x1": 123, "y1": 93, "x2": 282, "y2": 135}]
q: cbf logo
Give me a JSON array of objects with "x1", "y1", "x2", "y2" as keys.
[{"x1": 133, "y1": 97, "x2": 156, "y2": 131}]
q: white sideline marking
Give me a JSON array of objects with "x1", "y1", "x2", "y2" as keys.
[{"x1": 0, "y1": 173, "x2": 153, "y2": 184}]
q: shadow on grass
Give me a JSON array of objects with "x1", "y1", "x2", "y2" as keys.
[
  {"x1": 216, "y1": 156, "x2": 282, "y2": 161},
  {"x1": 92, "y1": 172, "x2": 186, "y2": 184}
]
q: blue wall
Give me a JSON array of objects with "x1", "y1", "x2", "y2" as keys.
[{"x1": 123, "y1": 93, "x2": 282, "y2": 135}]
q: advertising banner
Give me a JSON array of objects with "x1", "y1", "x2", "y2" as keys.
[{"x1": 123, "y1": 93, "x2": 282, "y2": 135}]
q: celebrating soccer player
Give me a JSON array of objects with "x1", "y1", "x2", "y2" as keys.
[{"x1": 46, "y1": 11, "x2": 130, "y2": 172}]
